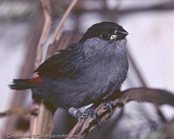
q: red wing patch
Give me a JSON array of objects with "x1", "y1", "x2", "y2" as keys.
[{"x1": 27, "y1": 76, "x2": 42, "y2": 85}]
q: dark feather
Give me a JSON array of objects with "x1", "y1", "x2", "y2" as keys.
[
  {"x1": 9, "y1": 79, "x2": 37, "y2": 90},
  {"x1": 35, "y1": 43, "x2": 88, "y2": 80}
]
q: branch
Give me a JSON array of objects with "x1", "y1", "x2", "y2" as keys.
[
  {"x1": 29, "y1": 31, "x2": 83, "y2": 137},
  {"x1": 46, "y1": 31, "x2": 83, "y2": 59},
  {"x1": 30, "y1": 0, "x2": 53, "y2": 137},
  {"x1": 126, "y1": 47, "x2": 147, "y2": 87},
  {"x1": 30, "y1": 0, "x2": 79, "y2": 137},
  {"x1": 67, "y1": 88, "x2": 174, "y2": 139},
  {"x1": 50, "y1": 0, "x2": 78, "y2": 44},
  {"x1": 0, "y1": 107, "x2": 38, "y2": 118},
  {"x1": 35, "y1": 0, "x2": 52, "y2": 68}
]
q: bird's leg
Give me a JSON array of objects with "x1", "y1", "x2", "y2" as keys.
[
  {"x1": 102, "y1": 100, "x2": 114, "y2": 119},
  {"x1": 68, "y1": 106, "x2": 102, "y2": 129},
  {"x1": 68, "y1": 107, "x2": 82, "y2": 118}
]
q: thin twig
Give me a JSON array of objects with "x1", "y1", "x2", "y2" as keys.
[
  {"x1": 50, "y1": 0, "x2": 78, "y2": 44},
  {"x1": 126, "y1": 48, "x2": 147, "y2": 87},
  {"x1": 35, "y1": 0, "x2": 52, "y2": 68},
  {"x1": 0, "y1": 107, "x2": 38, "y2": 118}
]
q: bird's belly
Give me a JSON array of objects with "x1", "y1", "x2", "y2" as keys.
[
  {"x1": 75, "y1": 67, "x2": 121, "y2": 102},
  {"x1": 86, "y1": 60, "x2": 128, "y2": 101},
  {"x1": 37, "y1": 59, "x2": 128, "y2": 108}
]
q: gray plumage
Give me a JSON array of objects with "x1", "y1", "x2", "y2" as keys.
[
  {"x1": 10, "y1": 22, "x2": 129, "y2": 110},
  {"x1": 37, "y1": 37, "x2": 128, "y2": 108}
]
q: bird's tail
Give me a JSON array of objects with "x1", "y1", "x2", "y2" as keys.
[{"x1": 9, "y1": 77, "x2": 41, "y2": 90}]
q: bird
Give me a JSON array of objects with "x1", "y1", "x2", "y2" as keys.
[{"x1": 9, "y1": 22, "x2": 129, "y2": 118}]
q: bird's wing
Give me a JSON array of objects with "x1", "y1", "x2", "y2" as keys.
[{"x1": 35, "y1": 43, "x2": 87, "y2": 80}]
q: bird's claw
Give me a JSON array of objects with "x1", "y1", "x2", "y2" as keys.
[
  {"x1": 103, "y1": 100, "x2": 114, "y2": 119},
  {"x1": 68, "y1": 107, "x2": 101, "y2": 129},
  {"x1": 81, "y1": 110, "x2": 101, "y2": 129}
]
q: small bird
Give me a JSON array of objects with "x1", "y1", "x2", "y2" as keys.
[{"x1": 10, "y1": 22, "x2": 129, "y2": 117}]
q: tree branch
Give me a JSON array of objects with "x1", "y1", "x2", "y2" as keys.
[
  {"x1": 35, "y1": 0, "x2": 52, "y2": 68},
  {"x1": 29, "y1": 0, "x2": 53, "y2": 137},
  {"x1": 67, "y1": 88, "x2": 174, "y2": 139},
  {"x1": 0, "y1": 107, "x2": 38, "y2": 118},
  {"x1": 30, "y1": 0, "x2": 79, "y2": 137}
]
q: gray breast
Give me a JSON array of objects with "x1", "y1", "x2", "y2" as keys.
[
  {"x1": 86, "y1": 51, "x2": 128, "y2": 101},
  {"x1": 74, "y1": 40, "x2": 129, "y2": 102}
]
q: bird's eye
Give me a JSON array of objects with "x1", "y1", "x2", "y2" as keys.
[{"x1": 101, "y1": 33, "x2": 109, "y2": 39}]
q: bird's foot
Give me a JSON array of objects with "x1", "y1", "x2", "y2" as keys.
[
  {"x1": 68, "y1": 107, "x2": 101, "y2": 129},
  {"x1": 103, "y1": 100, "x2": 114, "y2": 119},
  {"x1": 81, "y1": 109, "x2": 101, "y2": 130}
]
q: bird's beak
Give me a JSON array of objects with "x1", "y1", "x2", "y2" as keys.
[{"x1": 115, "y1": 28, "x2": 128, "y2": 40}]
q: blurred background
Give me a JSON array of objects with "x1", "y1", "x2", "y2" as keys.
[{"x1": 0, "y1": 0, "x2": 174, "y2": 139}]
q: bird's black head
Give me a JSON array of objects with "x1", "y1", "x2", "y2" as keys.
[{"x1": 80, "y1": 22, "x2": 128, "y2": 43}]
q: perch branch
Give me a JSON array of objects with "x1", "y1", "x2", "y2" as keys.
[
  {"x1": 66, "y1": 88, "x2": 174, "y2": 139},
  {"x1": 30, "y1": 0, "x2": 79, "y2": 136}
]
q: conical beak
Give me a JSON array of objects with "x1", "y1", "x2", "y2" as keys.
[{"x1": 116, "y1": 28, "x2": 128, "y2": 40}]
